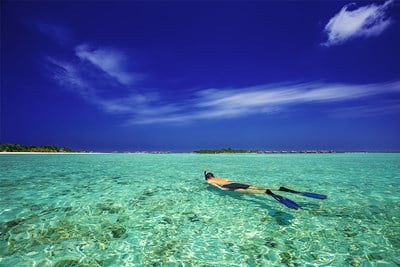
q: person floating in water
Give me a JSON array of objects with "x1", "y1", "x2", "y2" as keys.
[{"x1": 204, "y1": 169, "x2": 327, "y2": 209}]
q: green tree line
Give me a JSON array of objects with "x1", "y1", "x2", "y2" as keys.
[{"x1": 0, "y1": 144, "x2": 75, "y2": 152}]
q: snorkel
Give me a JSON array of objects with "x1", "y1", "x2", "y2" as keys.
[{"x1": 204, "y1": 170, "x2": 214, "y2": 180}]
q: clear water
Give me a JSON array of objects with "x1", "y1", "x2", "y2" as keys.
[{"x1": 0, "y1": 153, "x2": 399, "y2": 267}]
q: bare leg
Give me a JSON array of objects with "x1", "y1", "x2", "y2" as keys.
[
  {"x1": 234, "y1": 188, "x2": 267, "y2": 194},
  {"x1": 248, "y1": 185, "x2": 271, "y2": 191}
]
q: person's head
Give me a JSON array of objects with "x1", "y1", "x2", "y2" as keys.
[{"x1": 205, "y1": 172, "x2": 215, "y2": 180}]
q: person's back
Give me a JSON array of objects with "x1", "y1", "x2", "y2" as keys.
[{"x1": 204, "y1": 170, "x2": 231, "y2": 186}]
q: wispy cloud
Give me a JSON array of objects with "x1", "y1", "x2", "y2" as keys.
[
  {"x1": 48, "y1": 55, "x2": 152, "y2": 111},
  {"x1": 75, "y1": 44, "x2": 142, "y2": 86},
  {"x1": 49, "y1": 49, "x2": 400, "y2": 124},
  {"x1": 181, "y1": 81, "x2": 400, "y2": 123},
  {"x1": 48, "y1": 58, "x2": 91, "y2": 96},
  {"x1": 323, "y1": 0, "x2": 394, "y2": 46}
]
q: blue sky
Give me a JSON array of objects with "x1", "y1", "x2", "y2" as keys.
[{"x1": 1, "y1": 1, "x2": 400, "y2": 152}]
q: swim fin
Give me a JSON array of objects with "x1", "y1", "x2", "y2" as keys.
[
  {"x1": 266, "y1": 189, "x2": 300, "y2": 210},
  {"x1": 279, "y1": 186, "x2": 327, "y2": 199}
]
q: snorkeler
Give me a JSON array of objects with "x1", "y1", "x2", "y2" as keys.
[{"x1": 204, "y1": 169, "x2": 327, "y2": 209}]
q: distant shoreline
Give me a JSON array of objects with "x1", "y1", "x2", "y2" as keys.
[
  {"x1": 1, "y1": 151, "x2": 399, "y2": 155},
  {"x1": 2, "y1": 144, "x2": 399, "y2": 154},
  {"x1": 194, "y1": 149, "x2": 337, "y2": 154}
]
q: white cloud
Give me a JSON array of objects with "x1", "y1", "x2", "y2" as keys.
[
  {"x1": 48, "y1": 50, "x2": 400, "y2": 124},
  {"x1": 75, "y1": 44, "x2": 140, "y2": 86},
  {"x1": 52, "y1": 53, "x2": 400, "y2": 124},
  {"x1": 47, "y1": 58, "x2": 91, "y2": 96},
  {"x1": 123, "y1": 81, "x2": 400, "y2": 124},
  {"x1": 323, "y1": 0, "x2": 394, "y2": 46},
  {"x1": 182, "y1": 81, "x2": 400, "y2": 123},
  {"x1": 37, "y1": 22, "x2": 140, "y2": 86}
]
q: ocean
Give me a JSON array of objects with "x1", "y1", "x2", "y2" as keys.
[{"x1": 0, "y1": 153, "x2": 399, "y2": 266}]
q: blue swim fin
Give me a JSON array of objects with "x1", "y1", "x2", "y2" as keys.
[
  {"x1": 279, "y1": 187, "x2": 327, "y2": 200},
  {"x1": 301, "y1": 192, "x2": 327, "y2": 199},
  {"x1": 266, "y1": 189, "x2": 300, "y2": 210}
]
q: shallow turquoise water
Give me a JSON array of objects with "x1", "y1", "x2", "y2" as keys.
[{"x1": 0, "y1": 153, "x2": 399, "y2": 266}]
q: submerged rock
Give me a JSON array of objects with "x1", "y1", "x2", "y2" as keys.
[{"x1": 110, "y1": 226, "x2": 126, "y2": 238}]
